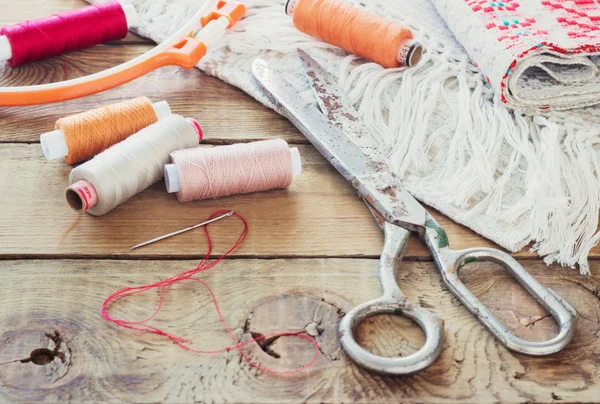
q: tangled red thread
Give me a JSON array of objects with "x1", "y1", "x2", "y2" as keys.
[{"x1": 101, "y1": 210, "x2": 319, "y2": 375}]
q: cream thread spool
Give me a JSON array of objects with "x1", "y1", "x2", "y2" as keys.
[
  {"x1": 66, "y1": 115, "x2": 202, "y2": 216},
  {"x1": 285, "y1": 0, "x2": 423, "y2": 67},
  {"x1": 40, "y1": 99, "x2": 171, "y2": 161},
  {"x1": 164, "y1": 139, "x2": 302, "y2": 201}
]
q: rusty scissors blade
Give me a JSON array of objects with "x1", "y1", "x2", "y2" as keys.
[
  {"x1": 297, "y1": 48, "x2": 429, "y2": 227},
  {"x1": 298, "y1": 49, "x2": 384, "y2": 157},
  {"x1": 252, "y1": 53, "x2": 578, "y2": 376}
]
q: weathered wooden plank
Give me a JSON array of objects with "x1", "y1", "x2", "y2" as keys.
[
  {"x1": 0, "y1": 0, "x2": 152, "y2": 44},
  {"x1": 0, "y1": 143, "x2": 539, "y2": 259},
  {"x1": 0, "y1": 258, "x2": 597, "y2": 403},
  {"x1": 0, "y1": 45, "x2": 302, "y2": 144}
]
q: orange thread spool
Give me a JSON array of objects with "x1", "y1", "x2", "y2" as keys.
[
  {"x1": 286, "y1": 0, "x2": 422, "y2": 68},
  {"x1": 54, "y1": 97, "x2": 165, "y2": 164}
]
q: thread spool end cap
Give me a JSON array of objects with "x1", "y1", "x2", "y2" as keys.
[
  {"x1": 164, "y1": 164, "x2": 180, "y2": 193},
  {"x1": 152, "y1": 100, "x2": 171, "y2": 120},
  {"x1": 65, "y1": 180, "x2": 98, "y2": 212},
  {"x1": 285, "y1": 0, "x2": 298, "y2": 16},
  {"x1": 186, "y1": 118, "x2": 203, "y2": 142},
  {"x1": 396, "y1": 39, "x2": 423, "y2": 67},
  {"x1": 40, "y1": 129, "x2": 69, "y2": 160},
  {"x1": 290, "y1": 147, "x2": 302, "y2": 178},
  {"x1": 122, "y1": 4, "x2": 139, "y2": 28},
  {"x1": 0, "y1": 35, "x2": 12, "y2": 63}
]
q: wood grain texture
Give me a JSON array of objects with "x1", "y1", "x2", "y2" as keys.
[
  {"x1": 0, "y1": 0, "x2": 152, "y2": 44},
  {"x1": 0, "y1": 45, "x2": 301, "y2": 144},
  {"x1": 0, "y1": 258, "x2": 597, "y2": 403},
  {"x1": 0, "y1": 143, "x2": 541, "y2": 259}
]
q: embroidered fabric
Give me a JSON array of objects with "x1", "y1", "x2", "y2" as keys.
[
  {"x1": 85, "y1": 0, "x2": 600, "y2": 274},
  {"x1": 433, "y1": 0, "x2": 600, "y2": 112}
]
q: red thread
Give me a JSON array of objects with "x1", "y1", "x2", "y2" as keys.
[
  {"x1": 1, "y1": 1, "x2": 128, "y2": 67},
  {"x1": 102, "y1": 210, "x2": 319, "y2": 375}
]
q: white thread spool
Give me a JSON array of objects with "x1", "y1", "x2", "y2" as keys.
[
  {"x1": 163, "y1": 139, "x2": 302, "y2": 202},
  {"x1": 284, "y1": 0, "x2": 422, "y2": 67},
  {"x1": 40, "y1": 100, "x2": 171, "y2": 161},
  {"x1": 66, "y1": 115, "x2": 201, "y2": 216},
  {"x1": 0, "y1": 4, "x2": 139, "y2": 63}
]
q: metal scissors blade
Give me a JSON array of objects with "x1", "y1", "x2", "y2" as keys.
[
  {"x1": 252, "y1": 58, "x2": 388, "y2": 182},
  {"x1": 298, "y1": 49, "x2": 383, "y2": 156}
]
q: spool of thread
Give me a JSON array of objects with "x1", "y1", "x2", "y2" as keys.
[
  {"x1": 66, "y1": 115, "x2": 202, "y2": 216},
  {"x1": 41, "y1": 97, "x2": 171, "y2": 164},
  {"x1": 0, "y1": 2, "x2": 139, "y2": 67},
  {"x1": 285, "y1": 0, "x2": 422, "y2": 68},
  {"x1": 164, "y1": 139, "x2": 302, "y2": 202}
]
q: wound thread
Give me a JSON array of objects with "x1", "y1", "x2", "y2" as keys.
[
  {"x1": 68, "y1": 115, "x2": 200, "y2": 216},
  {"x1": 56, "y1": 97, "x2": 160, "y2": 164},
  {"x1": 287, "y1": 0, "x2": 420, "y2": 67},
  {"x1": 1, "y1": 1, "x2": 130, "y2": 67},
  {"x1": 169, "y1": 139, "x2": 296, "y2": 202}
]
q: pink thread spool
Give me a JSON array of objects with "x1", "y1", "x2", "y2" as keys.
[
  {"x1": 66, "y1": 117, "x2": 203, "y2": 214},
  {"x1": 0, "y1": 2, "x2": 139, "y2": 66},
  {"x1": 164, "y1": 139, "x2": 302, "y2": 202}
]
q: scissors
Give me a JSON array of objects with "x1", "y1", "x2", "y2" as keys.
[{"x1": 252, "y1": 50, "x2": 579, "y2": 376}]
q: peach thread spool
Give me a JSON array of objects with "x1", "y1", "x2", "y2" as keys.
[
  {"x1": 41, "y1": 97, "x2": 171, "y2": 164},
  {"x1": 164, "y1": 139, "x2": 302, "y2": 202},
  {"x1": 285, "y1": 0, "x2": 422, "y2": 68},
  {"x1": 66, "y1": 114, "x2": 203, "y2": 216}
]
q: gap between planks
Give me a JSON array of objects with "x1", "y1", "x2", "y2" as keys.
[{"x1": 0, "y1": 254, "x2": 564, "y2": 262}]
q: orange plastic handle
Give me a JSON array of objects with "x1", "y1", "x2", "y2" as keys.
[
  {"x1": 0, "y1": 37, "x2": 207, "y2": 106},
  {"x1": 201, "y1": 0, "x2": 246, "y2": 27}
]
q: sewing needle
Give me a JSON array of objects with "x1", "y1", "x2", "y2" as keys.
[{"x1": 130, "y1": 211, "x2": 236, "y2": 250}]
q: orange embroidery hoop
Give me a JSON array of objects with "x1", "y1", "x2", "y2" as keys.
[{"x1": 0, "y1": 1, "x2": 246, "y2": 106}]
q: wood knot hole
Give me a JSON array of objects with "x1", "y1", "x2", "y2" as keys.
[{"x1": 25, "y1": 348, "x2": 55, "y2": 366}]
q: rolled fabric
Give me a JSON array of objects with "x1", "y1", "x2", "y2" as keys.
[{"x1": 432, "y1": 0, "x2": 600, "y2": 112}]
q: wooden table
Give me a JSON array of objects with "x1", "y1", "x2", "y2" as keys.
[{"x1": 0, "y1": 1, "x2": 598, "y2": 402}]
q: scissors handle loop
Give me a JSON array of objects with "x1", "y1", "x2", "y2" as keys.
[
  {"x1": 339, "y1": 224, "x2": 445, "y2": 375},
  {"x1": 339, "y1": 297, "x2": 444, "y2": 375},
  {"x1": 423, "y1": 216, "x2": 578, "y2": 356}
]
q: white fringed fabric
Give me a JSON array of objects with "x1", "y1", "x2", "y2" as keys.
[{"x1": 91, "y1": 0, "x2": 600, "y2": 274}]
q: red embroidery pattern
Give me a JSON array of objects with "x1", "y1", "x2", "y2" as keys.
[
  {"x1": 541, "y1": 0, "x2": 600, "y2": 41},
  {"x1": 466, "y1": 0, "x2": 549, "y2": 46}
]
